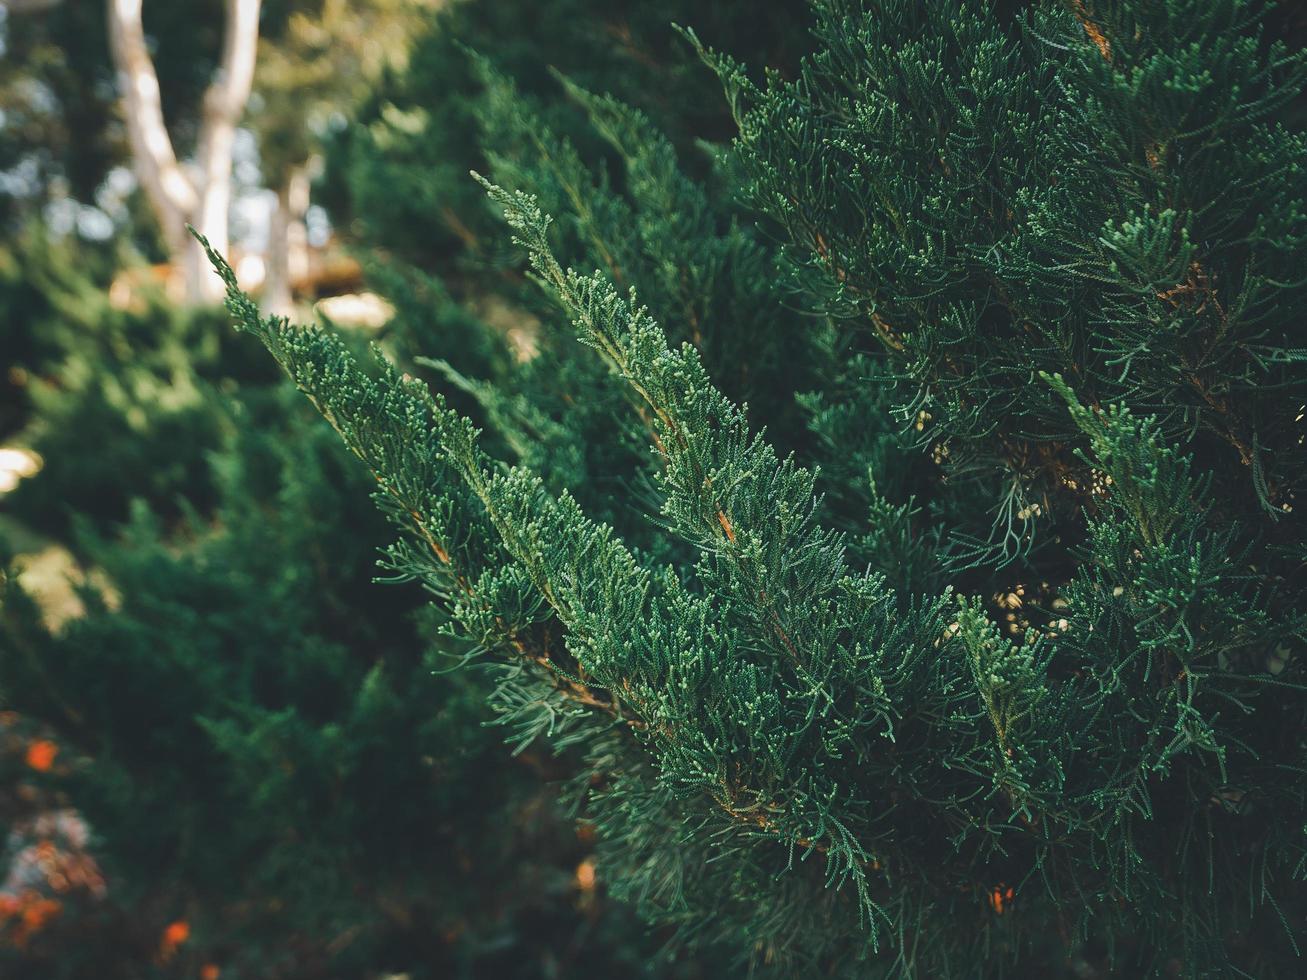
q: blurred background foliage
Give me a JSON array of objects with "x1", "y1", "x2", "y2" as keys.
[{"x1": 0, "y1": 0, "x2": 809, "y2": 975}]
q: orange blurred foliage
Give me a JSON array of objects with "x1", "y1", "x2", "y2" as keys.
[
  {"x1": 25, "y1": 740, "x2": 58, "y2": 772},
  {"x1": 988, "y1": 884, "x2": 1016, "y2": 915},
  {"x1": 574, "y1": 858, "x2": 596, "y2": 892},
  {"x1": 159, "y1": 919, "x2": 191, "y2": 961},
  {"x1": 0, "y1": 890, "x2": 62, "y2": 947}
]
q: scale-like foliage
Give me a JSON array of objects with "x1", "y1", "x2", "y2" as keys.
[{"x1": 209, "y1": 1, "x2": 1307, "y2": 976}]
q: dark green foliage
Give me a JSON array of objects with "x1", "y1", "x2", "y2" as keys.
[
  {"x1": 324, "y1": 0, "x2": 811, "y2": 266},
  {"x1": 220, "y1": 1, "x2": 1307, "y2": 977},
  {"x1": 0, "y1": 233, "x2": 120, "y2": 440},
  {"x1": 705, "y1": 0, "x2": 1307, "y2": 544},
  {"x1": 0, "y1": 233, "x2": 277, "y2": 536}
]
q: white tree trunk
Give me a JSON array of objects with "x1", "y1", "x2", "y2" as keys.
[
  {"x1": 262, "y1": 164, "x2": 310, "y2": 318},
  {"x1": 107, "y1": 0, "x2": 261, "y2": 305},
  {"x1": 107, "y1": 0, "x2": 196, "y2": 262},
  {"x1": 187, "y1": 0, "x2": 261, "y2": 302}
]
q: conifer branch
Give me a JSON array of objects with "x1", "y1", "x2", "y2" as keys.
[{"x1": 193, "y1": 230, "x2": 638, "y2": 732}]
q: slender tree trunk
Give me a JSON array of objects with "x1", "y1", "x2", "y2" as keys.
[
  {"x1": 107, "y1": 0, "x2": 261, "y2": 305},
  {"x1": 262, "y1": 164, "x2": 310, "y2": 318},
  {"x1": 187, "y1": 0, "x2": 261, "y2": 303},
  {"x1": 107, "y1": 0, "x2": 196, "y2": 263}
]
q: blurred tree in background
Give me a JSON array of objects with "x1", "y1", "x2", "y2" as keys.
[
  {"x1": 0, "y1": 0, "x2": 229, "y2": 247},
  {"x1": 105, "y1": 0, "x2": 261, "y2": 304}
]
